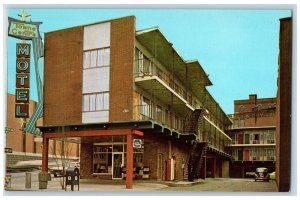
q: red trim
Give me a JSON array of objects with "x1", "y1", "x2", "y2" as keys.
[
  {"x1": 43, "y1": 129, "x2": 132, "y2": 139},
  {"x1": 126, "y1": 133, "x2": 133, "y2": 189},
  {"x1": 132, "y1": 130, "x2": 143, "y2": 136}
]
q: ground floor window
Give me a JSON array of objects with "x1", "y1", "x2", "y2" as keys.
[{"x1": 92, "y1": 138, "x2": 144, "y2": 177}]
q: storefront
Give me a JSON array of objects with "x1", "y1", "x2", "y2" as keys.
[{"x1": 91, "y1": 136, "x2": 144, "y2": 179}]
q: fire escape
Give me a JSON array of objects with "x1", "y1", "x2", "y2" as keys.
[{"x1": 184, "y1": 100, "x2": 208, "y2": 182}]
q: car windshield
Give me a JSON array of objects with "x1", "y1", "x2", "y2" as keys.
[{"x1": 256, "y1": 168, "x2": 267, "y2": 172}]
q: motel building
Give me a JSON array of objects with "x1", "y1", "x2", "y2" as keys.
[
  {"x1": 38, "y1": 16, "x2": 232, "y2": 188},
  {"x1": 227, "y1": 94, "x2": 277, "y2": 178}
]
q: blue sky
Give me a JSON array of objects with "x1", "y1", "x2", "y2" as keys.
[{"x1": 6, "y1": 8, "x2": 291, "y2": 114}]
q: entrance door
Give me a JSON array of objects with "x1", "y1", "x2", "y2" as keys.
[
  {"x1": 244, "y1": 149, "x2": 250, "y2": 161},
  {"x1": 112, "y1": 153, "x2": 123, "y2": 179},
  {"x1": 237, "y1": 134, "x2": 243, "y2": 144},
  {"x1": 245, "y1": 134, "x2": 250, "y2": 144},
  {"x1": 238, "y1": 150, "x2": 243, "y2": 161},
  {"x1": 157, "y1": 154, "x2": 163, "y2": 181}
]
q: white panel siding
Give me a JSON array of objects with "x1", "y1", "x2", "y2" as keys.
[
  {"x1": 83, "y1": 67, "x2": 110, "y2": 93},
  {"x1": 82, "y1": 111, "x2": 109, "y2": 123},
  {"x1": 84, "y1": 22, "x2": 110, "y2": 50}
]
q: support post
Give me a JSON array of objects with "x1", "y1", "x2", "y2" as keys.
[
  {"x1": 126, "y1": 133, "x2": 133, "y2": 189},
  {"x1": 42, "y1": 136, "x2": 49, "y2": 172},
  {"x1": 201, "y1": 156, "x2": 206, "y2": 179}
]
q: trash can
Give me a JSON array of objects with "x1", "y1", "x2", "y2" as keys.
[
  {"x1": 38, "y1": 172, "x2": 51, "y2": 189},
  {"x1": 5, "y1": 172, "x2": 11, "y2": 189},
  {"x1": 65, "y1": 167, "x2": 80, "y2": 191}
]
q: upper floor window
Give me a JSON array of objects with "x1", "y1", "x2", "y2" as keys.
[
  {"x1": 239, "y1": 105, "x2": 245, "y2": 112},
  {"x1": 240, "y1": 119, "x2": 245, "y2": 127},
  {"x1": 84, "y1": 48, "x2": 110, "y2": 69},
  {"x1": 83, "y1": 92, "x2": 109, "y2": 112},
  {"x1": 140, "y1": 97, "x2": 151, "y2": 118}
]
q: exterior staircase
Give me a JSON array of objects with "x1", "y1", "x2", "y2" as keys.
[{"x1": 183, "y1": 97, "x2": 208, "y2": 181}]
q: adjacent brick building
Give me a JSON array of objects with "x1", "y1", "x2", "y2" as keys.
[
  {"x1": 227, "y1": 94, "x2": 276, "y2": 178},
  {"x1": 5, "y1": 93, "x2": 80, "y2": 167},
  {"x1": 39, "y1": 16, "x2": 232, "y2": 188},
  {"x1": 276, "y1": 17, "x2": 292, "y2": 192}
]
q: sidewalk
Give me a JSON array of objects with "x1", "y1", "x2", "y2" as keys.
[{"x1": 4, "y1": 174, "x2": 204, "y2": 193}]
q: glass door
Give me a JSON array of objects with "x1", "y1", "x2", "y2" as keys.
[{"x1": 112, "y1": 153, "x2": 123, "y2": 179}]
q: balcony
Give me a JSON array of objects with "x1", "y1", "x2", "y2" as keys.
[
  {"x1": 134, "y1": 59, "x2": 194, "y2": 116},
  {"x1": 134, "y1": 104, "x2": 185, "y2": 133}
]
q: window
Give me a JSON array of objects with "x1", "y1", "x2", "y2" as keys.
[
  {"x1": 83, "y1": 92, "x2": 109, "y2": 112},
  {"x1": 93, "y1": 145, "x2": 112, "y2": 174},
  {"x1": 239, "y1": 105, "x2": 245, "y2": 112},
  {"x1": 240, "y1": 119, "x2": 245, "y2": 127},
  {"x1": 265, "y1": 131, "x2": 275, "y2": 144},
  {"x1": 140, "y1": 97, "x2": 151, "y2": 119},
  {"x1": 156, "y1": 105, "x2": 163, "y2": 123},
  {"x1": 164, "y1": 110, "x2": 170, "y2": 126},
  {"x1": 266, "y1": 149, "x2": 275, "y2": 160},
  {"x1": 84, "y1": 48, "x2": 110, "y2": 69},
  {"x1": 253, "y1": 133, "x2": 260, "y2": 144}
]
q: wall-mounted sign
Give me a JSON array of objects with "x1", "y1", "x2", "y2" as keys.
[
  {"x1": 8, "y1": 17, "x2": 42, "y2": 40},
  {"x1": 5, "y1": 148, "x2": 13, "y2": 154},
  {"x1": 133, "y1": 139, "x2": 142, "y2": 148},
  {"x1": 15, "y1": 43, "x2": 30, "y2": 118},
  {"x1": 34, "y1": 137, "x2": 43, "y2": 143}
]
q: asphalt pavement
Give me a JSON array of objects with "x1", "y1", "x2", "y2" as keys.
[{"x1": 4, "y1": 170, "x2": 278, "y2": 194}]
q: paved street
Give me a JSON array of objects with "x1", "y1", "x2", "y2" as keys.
[
  {"x1": 160, "y1": 178, "x2": 278, "y2": 192},
  {"x1": 4, "y1": 170, "x2": 278, "y2": 193}
]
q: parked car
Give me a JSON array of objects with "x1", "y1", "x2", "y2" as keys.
[
  {"x1": 269, "y1": 171, "x2": 276, "y2": 180},
  {"x1": 254, "y1": 167, "x2": 270, "y2": 182},
  {"x1": 7, "y1": 160, "x2": 42, "y2": 172}
]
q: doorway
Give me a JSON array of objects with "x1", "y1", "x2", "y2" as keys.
[
  {"x1": 157, "y1": 153, "x2": 163, "y2": 181},
  {"x1": 112, "y1": 153, "x2": 123, "y2": 179}
]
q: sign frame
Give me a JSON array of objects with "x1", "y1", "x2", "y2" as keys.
[{"x1": 8, "y1": 17, "x2": 42, "y2": 40}]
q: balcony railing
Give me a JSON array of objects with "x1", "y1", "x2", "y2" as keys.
[
  {"x1": 134, "y1": 104, "x2": 185, "y2": 133},
  {"x1": 134, "y1": 59, "x2": 187, "y2": 101},
  {"x1": 232, "y1": 156, "x2": 276, "y2": 162}
]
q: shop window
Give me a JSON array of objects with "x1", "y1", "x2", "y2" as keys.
[{"x1": 93, "y1": 145, "x2": 112, "y2": 174}]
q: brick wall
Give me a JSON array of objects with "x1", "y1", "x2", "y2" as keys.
[
  {"x1": 233, "y1": 95, "x2": 276, "y2": 127},
  {"x1": 143, "y1": 133, "x2": 190, "y2": 180},
  {"x1": 109, "y1": 16, "x2": 135, "y2": 122},
  {"x1": 6, "y1": 93, "x2": 37, "y2": 153},
  {"x1": 79, "y1": 138, "x2": 93, "y2": 178},
  {"x1": 44, "y1": 26, "x2": 83, "y2": 125}
]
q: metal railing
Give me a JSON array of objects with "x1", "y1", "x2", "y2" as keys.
[
  {"x1": 134, "y1": 104, "x2": 185, "y2": 133},
  {"x1": 134, "y1": 59, "x2": 187, "y2": 100}
]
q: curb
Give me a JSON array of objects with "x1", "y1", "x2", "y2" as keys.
[{"x1": 159, "y1": 179, "x2": 205, "y2": 187}]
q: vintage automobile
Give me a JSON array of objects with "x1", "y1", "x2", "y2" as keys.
[{"x1": 254, "y1": 167, "x2": 270, "y2": 182}]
